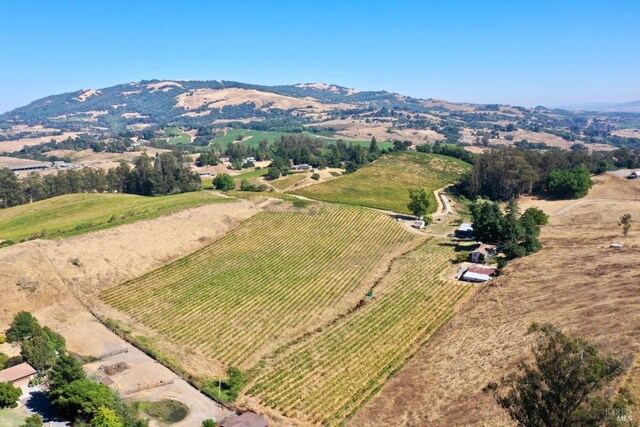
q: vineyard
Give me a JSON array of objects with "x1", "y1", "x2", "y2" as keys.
[
  {"x1": 100, "y1": 205, "x2": 418, "y2": 369},
  {"x1": 293, "y1": 152, "x2": 471, "y2": 214},
  {"x1": 247, "y1": 239, "x2": 470, "y2": 425}
]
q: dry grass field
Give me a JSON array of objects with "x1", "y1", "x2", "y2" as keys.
[{"x1": 350, "y1": 173, "x2": 640, "y2": 426}]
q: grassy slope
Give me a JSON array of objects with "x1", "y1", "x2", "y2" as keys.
[
  {"x1": 0, "y1": 191, "x2": 231, "y2": 241},
  {"x1": 293, "y1": 152, "x2": 471, "y2": 214},
  {"x1": 164, "y1": 126, "x2": 191, "y2": 144},
  {"x1": 211, "y1": 129, "x2": 379, "y2": 149}
]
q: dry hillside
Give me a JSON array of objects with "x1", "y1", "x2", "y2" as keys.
[{"x1": 350, "y1": 173, "x2": 640, "y2": 426}]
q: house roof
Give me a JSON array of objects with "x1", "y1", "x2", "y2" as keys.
[
  {"x1": 467, "y1": 265, "x2": 497, "y2": 275},
  {"x1": 0, "y1": 362, "x2": 36, "y2": 382},
  {"x1": 457, "y1": 223, "x2": 473, "y2": 232},
  {"x1": 221, "y1": 412, "x2": 268, "y2": 427}
]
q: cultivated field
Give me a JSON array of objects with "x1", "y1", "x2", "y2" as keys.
[
  {"x1": 100, "y1": 205, "x2": 419, "y2": 370},
  {"x1": 0, "y1": 191, "x2": 231, "y2": 242},
  {"x1": 293, "y1": 152, "x2": 471, "y2": 214},
  {"x1": 246, "y1": 239, "x2": 470, "y2": 426}
]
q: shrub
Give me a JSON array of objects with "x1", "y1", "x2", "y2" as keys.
[
  {"x1": 266, "y1": 167, "x2": 281, "y2": 180},
  {"x1": 0, "y1": 382, "x2": 21, "y2": 408},
  {"x1": 453, "y1": 252, "x2": 470, "y2": 264},
  {"x1": 213, "y1": 174, "x2": 235, "y2": 191},
  {"x1": 311, "y1": 173, "x2": 320, "y2": 181},
  {"x1": 20, "y1": 414, "x2": 43, "y2": 427},
  {"x1": 293, "y1": 199, "x2": 310, "y2": 209}
]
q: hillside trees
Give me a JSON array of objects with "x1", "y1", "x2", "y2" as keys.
[
  {"x1": 546, "y1": 165, "x2": 592, "y2": 199},
  {"x1": 470, "y1": 201, "x2": 543, "y2": 258},
  {"x1": 0, "y1": 168, "x2": 25, "y2": 208},
  {"x1": 488, "y1": 323, "x2": 631, "y2": 427},
  {"x1": 213, "y1": 173, "x2": 235, "y2": 190}
]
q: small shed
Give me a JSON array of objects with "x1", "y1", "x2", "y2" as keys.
[
  {"x1": 455, "y1": 223, "x2": 473, "y2": 238},
  {"x1": 221, "y1": 412, "x2": 268, "y2": 427},
  {"x1": 413, "y1": 220, "x2": 426, "y2": 229},
  {"x1": 0, "y1": 362, "x2": 36, "y2": 387},
  {"x1": 460, "y1": 265, "x2": 497, "y2": 283}
]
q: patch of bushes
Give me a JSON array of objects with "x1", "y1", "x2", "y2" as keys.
[{"x1": 202, "y1": 367, "x2": 245, "y2": 403}]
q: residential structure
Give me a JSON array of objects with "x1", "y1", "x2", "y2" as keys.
[
  {"x1": 455, "y1": 223, "x2": 473, "y2": 238},
  {"x1": 0, "y1": 362, "x2": 37, "y2": 387},
  {"x1": 470, "y1": 244, "x2": 498, "y2": 263}
]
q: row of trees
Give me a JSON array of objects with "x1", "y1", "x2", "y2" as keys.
[
  {"x1": 461, "y1": 146, "x2": 640, "y2": 201},
  {"x1": 1, "y1": 311, "x2": 147, "y2": 426},
  {"x1": 0, "y1": 152, "x2": 201, "y2": 209}
]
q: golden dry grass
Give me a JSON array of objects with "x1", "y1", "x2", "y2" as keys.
[{"x1": 350, "y1": 174, "x2": 640, "y2": 426}]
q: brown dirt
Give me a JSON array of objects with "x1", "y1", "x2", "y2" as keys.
[
  {"x1": 0, "y1": 131, "x2": 79, "y2": 153},
  {"x1": 350, "y1": 173, "x2": 640, "y2": 426}
]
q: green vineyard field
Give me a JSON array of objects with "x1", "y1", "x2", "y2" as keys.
[
  {"x1": 248, "y1": 239, "x2": 470, "y2": 425},
  {"x1": 100, "y1": 205, "x2": 417, "y2": 368}
]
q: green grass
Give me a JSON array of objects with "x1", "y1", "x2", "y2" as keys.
[
  {"x1": 163, "y1": 126, "x2": 191, "y2": 144},
  {"x1": 234, "y1": 168, "x2": 269, "y2": 180},
  {"x1": 271, "y1": 173, "x2": 307, "y2": 190},
  {"x1": 0, "y1": 191, "x2": 233, "y2": 242},
  {"x1": 138, "y1": 400, "x2": 189, "y2": 424},
  {"x1": 293, "y1": 152, "x2": 471, "y2": 214},
  {"x1": 210, "y1": 129, "x2": 383, "y2": 149},
  {"x1": 0, "y1": 408, "x2": 26, "y2": 427}
]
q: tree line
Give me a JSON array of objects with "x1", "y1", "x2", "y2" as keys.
[
  {"x1": 0, "y1": 152, "x2": 200, "y2": 209},
  {"x1": 461, "y1": 146, "x2": 640, "y2": 201}
]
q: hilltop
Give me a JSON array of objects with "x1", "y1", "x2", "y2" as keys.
[{"x1": 1, "y1": 79, "x2": 639, "y2": 156}]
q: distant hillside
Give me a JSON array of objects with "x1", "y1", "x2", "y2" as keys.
[
  {"x1": 560, "y1": 100, "x2": 640, "y2": 113},
  {"x1": 0, "y1": 80, "x2": 458, "y2": 132}
]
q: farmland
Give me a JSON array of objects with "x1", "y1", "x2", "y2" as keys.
[
  {"x1": 209, "y1": 128, "x2": 379, "y2": 149},
  {"x1": 100, "y1": 205, "x2": 419, "y2": 369},
  {"x1": 293, "y1": 152, "x2": 472, "y2": 214},
  {"x1": 163, "y1": 126, "x2": 192, "y2": 144},
  {"x1": 0, "y1": 191, "x2": 231, "y2": 242},
  {"x1": 247, "y1": 239, "x2": 470, "y2": 425}
]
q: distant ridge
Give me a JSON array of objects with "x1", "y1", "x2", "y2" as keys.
[{"x1": 559, "y1": 100, "x2": 640, "y2": 113}]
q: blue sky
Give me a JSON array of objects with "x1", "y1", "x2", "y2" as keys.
[{"x1": 1, "y1": 0, "x2": 639, "y2": 113}]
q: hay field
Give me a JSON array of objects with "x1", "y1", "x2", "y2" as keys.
[
  {"x1": 350, "y1": 174, "x2": 640, "y2": 427},
  {"x1": 293, "y1": 152, "x2": 471, "y2": 214},
  {"x1": 100, "y1": 205, "x2": 418, "y2": 369},
  {"x1": 0, "y1": 191, "x2": 231, "y2": 241}
]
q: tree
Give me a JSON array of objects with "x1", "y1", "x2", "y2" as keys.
[
  {"x1": 21, "y1": 328, "x2": 57, "y2": 370},
  {"x1": 20, "y1": 414, "x2": 43, "y2": 427},
  {"x1": 49, "y1": 354, "x2": 87, "y2": 391},
  {"x1": 7, "y1": 311, "x2": 39, "y2": 342},
  {"x1": 266, "y1": 167, "x2": 281, "y2": 180},
  {"x1": 52, "y1": 380, "x2": 118, "y2": 421},
  {"x1": 488, "y1": 323, "x2": 630, "y2": 427},
  {"x1": 0, "y1": 168, "x2": 25, "y2": 208},
  {"x1": 547, "y1": 165, "x2": 592, "y2": 199},
  {"x1": 471, "y1": 201, "x2": 505, "y2": 244},
  {"x1": 0, "y1": 382, "x2": 22, "y2": 408},
  {"x1": 202, "y1": 420, "x2": 218, "y2": 427},
  {"x1": 407, "y1": 188, "x2": 431, "y2": 219},
  {"x1": 213, "y1": 173, "x2": 235, "y2": 191},
  {"x1": 368, "y1": 137, "x2": 379, "y2": 154},
  {"x1": 521, "y1": 207, "x2": 549, "y2": 225},
  {"x1": 618, "y1": 213, "x2": 631, "y2": 238},
  {"x1": 91, "y1": 407, "x2": 123, "y2": 427}
]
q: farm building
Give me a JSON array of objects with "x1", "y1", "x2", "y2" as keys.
[
  {"x1": 0, "y1": 362, "x2": 36, "y2": 387},
  {"x1": 455, "y1": 223, "x2": 473, "y2": 238},
  {"x1": 412, "y1": 220, "x2": 426, "y2": 229},
  {"x1": 470, "y1": 244, "x2": 498, "y2": 263},
  {"x1": 460, "y1": 264, "x2": 497, "y2": 283},
  {"x1": 221, "y1": 412, "x2": 268, "y2": 427}
]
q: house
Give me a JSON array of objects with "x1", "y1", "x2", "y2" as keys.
[
  {"x1": 412, "y1": 220, "x2": 426, "y2": 229},
  {"x1": 0, "y1": 362, "x2": 37, "y2": 387},
  {"x1": 455, "y1": 223, "x2": 474, "y2": 238},
  {"x1": 221, "y1": 412, "x2": 268, "y2": 427},
  {"x1": 460, "y1": 264, "x2": 497, "y2": 283},
  {"x1": 470, "y1": 244, "x2": 498, "y2": 263}
]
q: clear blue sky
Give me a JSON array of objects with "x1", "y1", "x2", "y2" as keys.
[{"x1": 1, "y1": 0, "x2": 639, "y2": 113}]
